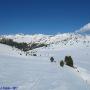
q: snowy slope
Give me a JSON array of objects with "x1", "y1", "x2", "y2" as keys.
[
  {"x1": 0, "y1": 44, "x2": 26, "y2": 57},
  {"x1": 1, "y1": 33, "x2": 90, "y2": 44},
  {"x1": 1, "y1": 33, "x2": 90, "y2": 50},
  {"x1": 35, "y1": 46, "x2": 90, "y2": 83},
  {"x1": 0, "y1": 44, "x2": 90, "y2": 90},
  {"x1": 0, "y1": 33, "x2": 90, "y2": 90},
  {"x1": 0, "y1": 55, "x2": 89, "y2": 90}
]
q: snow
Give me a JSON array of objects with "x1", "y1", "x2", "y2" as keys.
[
  {"x1": 0, "y1": 44, "x2": 26, "y2": 57},
  {"x1": 0, "y1": 54, "x2": 90, "y2": 90},
  {"x1": 1, "y1": 33, "x2": 90, "y2": 44},
  {"x1": 0, "y1": 33, "x2": 90, "y2": 90}
]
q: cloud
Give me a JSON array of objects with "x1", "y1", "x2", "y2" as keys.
[{"x1": 75, "y1": 23, "x2": 90, "y2": 33}]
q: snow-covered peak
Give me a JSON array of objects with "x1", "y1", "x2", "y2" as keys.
[{"x1": 1, "y1": 33, "x2": 89, "y2": 44}]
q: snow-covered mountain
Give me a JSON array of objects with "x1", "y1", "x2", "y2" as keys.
[
  {"x1": 1, "y1": 33, "x2": 90, "y2": 48},
  {"x1": 0, "y1": 33, "x2": 90, "y2": 43},
  {"x1": 0, "y1": 33, "x2": 90, "y2": 90}
]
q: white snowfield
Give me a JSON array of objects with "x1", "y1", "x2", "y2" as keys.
[
  {"x1": 1, "y1": 33, "x2": 90, "y2": 44},
  {"x1": 0, "y1": 33, "x2": 90, "y2": 90}
]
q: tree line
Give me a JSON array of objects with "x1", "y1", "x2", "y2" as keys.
[{"x1": 0, "y1": 38, "x2": 48, "y2": 51}]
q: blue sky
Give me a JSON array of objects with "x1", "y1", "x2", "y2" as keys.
[{"x1": 0, "y1": 0, "x2": 90, "y2": 34}]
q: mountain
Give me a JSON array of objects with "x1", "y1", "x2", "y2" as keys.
[
  {"x1": 0, "y1": 32, "x2": 90, "y2": 90},
  {"x1": 1, "y1": 33, "x2": 90, "y2": 48}
]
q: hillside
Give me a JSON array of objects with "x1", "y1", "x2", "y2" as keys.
[
  {"x1": 0, "y1": 33, "x2": 90, "y2": 90},
  {"x1": 1, "y1": 33, "x2": 90, "y2": 45}
]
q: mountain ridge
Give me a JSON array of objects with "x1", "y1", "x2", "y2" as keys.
[{"x1": 1, "y1": 33, "x2": 90, "y2": 44}]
